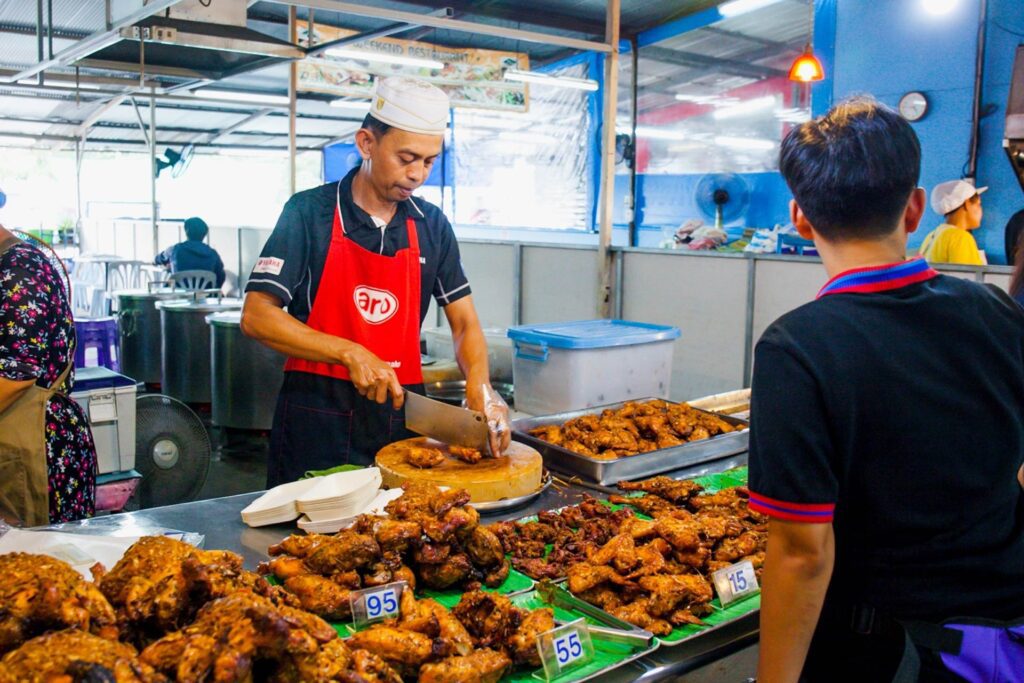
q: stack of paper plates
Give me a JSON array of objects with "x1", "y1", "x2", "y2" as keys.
[
  {"x1": 297, "y1": 487, "x2": 404, "y2": 534},
  {"x1": 240, "y1": 478, "x2": 323, "y2": 527},
  {"x1": 296, "y1": 468, "x2": 382, "y2": 522}
]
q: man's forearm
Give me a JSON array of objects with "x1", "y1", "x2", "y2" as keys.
[
  {"x1": 453, "y1": 324, "x2": 490, "y2": 389},
  {"x1": 757, "y1": 523, "x2": 834, "y2": 683},
  {"x1": 241, "y1": 292, "x2": 359, "y2": 366}
]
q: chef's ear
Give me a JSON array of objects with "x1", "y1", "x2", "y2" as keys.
[{"x1": 355, "y1": 128, "x2": 375, "y2": 160}]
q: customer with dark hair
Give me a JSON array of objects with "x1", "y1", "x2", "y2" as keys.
[
  {"x1": 154, "y1": 216, "x2": 225, "y2": 287},
  {"x1": 749, "y1": 96, "x2": 1024, "y2": 682}
]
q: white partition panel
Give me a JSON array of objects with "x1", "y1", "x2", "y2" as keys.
[
  {"x1": 521, "y1": 246, "x2": 599, "y2": 324},
  {"x1": 934, "y1": 267, "x2": 976, "y2": 282},
  {"x1": 621, "y1": 252, "x2": 749, "y2": 400},
  {"x1": 751, "y1": 258, "x2": 823, "y2": 353},
  {"x1": 457, "y1": 242, "x2": 517, "y2": 328},
  {"x1": 983, "y1": 272, "x2": 1012, "y2": 292},
  {"x1": 238, "y1": 228, "x2": 272, "y2": 291}
]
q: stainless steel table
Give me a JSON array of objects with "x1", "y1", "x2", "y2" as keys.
[{"x1": 52, "y1": 454, "x2": 757, "y2": 681}]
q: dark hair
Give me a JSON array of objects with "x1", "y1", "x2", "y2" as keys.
[
  {"x1": 184, "y1": 217, "x2": 208, "y2": 241},
  {"x1": 361, "y1": 114, "x2": 392, "y2": 137},
  {"x1": 779, "y1": 96, "x2": 921, "y2": 241}
]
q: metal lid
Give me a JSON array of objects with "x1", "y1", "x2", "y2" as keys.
[
  {"x1": 156, "y1": 297, "x2": 243, "y2": 313},
  {"x1": 113, "y1": 289, "x2": 193, "y2": 302},
  {"x1": 205, "y1": 311, "x2": 242, "y2": 327}
]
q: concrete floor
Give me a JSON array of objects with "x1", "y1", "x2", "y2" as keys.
[{"x1": 195, "y1": 428, "x2": 269, "y2": 501}]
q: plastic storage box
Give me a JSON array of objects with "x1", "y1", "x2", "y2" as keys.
[
  {"x1": 70, "y1": 367, "x2": 138, "y2": 474},
  {"x1": 507, "y1": 320, "x2": 681, "y2": 416}
]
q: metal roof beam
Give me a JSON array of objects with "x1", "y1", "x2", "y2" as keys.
[
  {"x1": 204, "y1": 108, "x2": 274, "y2": 143},
  {"x1": 2, "y1": 0, "x2": 187, "y2": 83},
  {"x1": 641, "y1": 46, "x2": 785, "y2": 79},
  {"x1": 264, "y1": 0, "x2": 611, "y2": 53},
  {"x1": 306, "y1": 7, "x2": 454, "y2": 57},
  {"x1": 388, "y1": 0, "x2": 607, "y2": 37}
]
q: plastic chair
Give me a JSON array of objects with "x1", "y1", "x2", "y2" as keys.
[
  {"x1": 166, "y1": 269, "x2": 218, "y2": 291},
  {"x1": 74, "y1": 317, "x2": 120, "y2": 372}
]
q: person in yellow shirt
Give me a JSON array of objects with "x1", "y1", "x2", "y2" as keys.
[{"x1": 919, "y1": 179, "x2": 987, "y2": 265}]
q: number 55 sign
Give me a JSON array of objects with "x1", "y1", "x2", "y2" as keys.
[
  {"x1": 711, "y1": 560, "x2": 760, "y2": 607},
  {"x1": 535, "y1": 618, "x2": 594, "y2": 681}
]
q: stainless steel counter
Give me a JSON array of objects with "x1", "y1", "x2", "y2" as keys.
[{"x1": 53, "y1": 454, "x2": 756, "y2": 681}]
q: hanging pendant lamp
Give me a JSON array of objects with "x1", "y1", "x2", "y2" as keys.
[{"x1": 789, "y1": 1, "x2": 825, "y2": 83}]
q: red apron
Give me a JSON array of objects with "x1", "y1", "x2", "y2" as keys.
[{"x1": 285, "y1": 182, "x2": 423, "y2": 385}]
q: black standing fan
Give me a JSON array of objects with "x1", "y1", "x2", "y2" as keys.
[
  {"x1": 134, "y1": 394, "x2": 211, "y2": 507},
  {"x1": 695, "y1": 173, "x2": 751, "y2": 229},
  {"x1": 155, "y1": 145, "x2": 195, "y2": 179}
]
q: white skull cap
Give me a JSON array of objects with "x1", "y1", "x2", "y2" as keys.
[{"x1": 368, "y1": 76, "x2": 449, "y2": 136}]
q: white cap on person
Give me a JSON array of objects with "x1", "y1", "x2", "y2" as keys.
[
  {"x1": 369, "y1": 77, "x2": 449, "y2": 136},
  {"x1": 930, "y1": 179, "x2": 988, "y2": 216}
]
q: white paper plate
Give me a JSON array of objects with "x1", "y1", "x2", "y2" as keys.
[{"x1": 296, "y1": 468, "x2": 382, "y2": 510}]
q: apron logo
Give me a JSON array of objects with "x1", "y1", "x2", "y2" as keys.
[{"x1": 353, "y1": 285, "x2": 399, "y2": 324}]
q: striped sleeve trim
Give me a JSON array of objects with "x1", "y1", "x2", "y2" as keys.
[{"x1": 748, "y1": 491, "x2": 835, "y2": 524}]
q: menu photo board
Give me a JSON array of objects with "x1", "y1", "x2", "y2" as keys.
[{"x1": 296, "y1": 21, "x2": 531, "y2": 112}]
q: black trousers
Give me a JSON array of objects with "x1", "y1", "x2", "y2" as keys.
[{"x1": 267, "y1": 371, "x2": 423, "y2": 486}]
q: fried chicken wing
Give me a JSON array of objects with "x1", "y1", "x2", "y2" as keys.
[
  {"x1": 0, "y1": 553, "x2": 118, "y2": 655},
  {"x1": 346, "y1": 625, "x2": 440, "y2": 668},
  {"x1": 449, "y1": 445, "x2": 484, "y2": 464},
  {"x1": 305, "y1": 532, "x2": 381, "y2": 575},
  {"x1": 566, "y1": 563, "x2": 620, "y2": 594},
  {"x1": 408, "y1": 446, "x2": 446, "y2": 468},
  {"x1": 608, "y1": 493, "x2": 676, "y2": 516},
  {"x1": 450, "y1": 591, "x2": 524, "y2": 651},
  {"x1": 269, "y1": 534, "x2": 331, "y2": 558},
  {"x1": 0, "y1": 630, "x2": 166, "y2": 683},
  {"x1": 423, "y1": 599, "x2": 474, "y2": 656},
  {"x1": 418, "y1": 553, "x2": 473, "y2": 590},
  {"x1": 653, "y1": 516, "x2": 702, "y2": 551},
  {"x1": 638, "y1": 574, "x2": 714, "y2": 617},
  {"x1": 350, "y1": 648, "x2": 403, "y2": 683},
  {"x1": 418, "y1": 648, "x2": 511, "y2": 683},
  {"x1": 618, "y1": 476, "x2": 705, "y2": 504},
  {"x1": 259, "y1": 555, "x2": 310, "y2": 581},
  {"x1": 713, "y1": 531, "x2": 764, "y2": 562},
  {"x1": 508, "y1": 608, "x2": 554, "y2": 666},
  {"x1": 608, "y1": 599, "x2": 672, "y2": 636},
  {"x1": 283, "y1": 574, "x2": 352, "y2": 620},
  {"x1": 463, "y1": 526, "x2": 504, "y2": 568}
]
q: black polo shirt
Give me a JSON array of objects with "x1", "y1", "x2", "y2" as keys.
[
  {"x1": 245, "y1": 167, "x2": 470, "y2": 323},
  {"x1": 749, "y1": 267, "x2": 1024, "y2": 625}
]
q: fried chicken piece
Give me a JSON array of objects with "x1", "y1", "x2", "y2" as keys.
[
  {"x1": 625, "y1": 541, "x2": 671, "y2": 579},
  {"x1": 508, "y1": 608, "x2": 555, "y2": 666},
  {"x1": 0, "y1": 630, "x2": 166, "y2": 683},
  {"x1": 511, "y1": 557, "x2": 564, "y2": 581},
  {"x1": 413, "y1": 543, "x2": 451, "y2": 565},
  {"x1": 350, "y1": 648, "x2": 403, "y2": 683},
  {"x1": 618, "y1": 516, "x2": 658, "y2": 540},
  {"x1": 638, "y1": 574, "x2": 714, "y2": 617},
  {"x1": 393, "y1": 565, "x2": 417, "y2": 591},
  {"x1": 346, "y1": 626, "x2": 440, "y2": 668},
  {"x1": 418, "y1": 553, "x2": 473, "y2": 590},
  {"x1": 269, "y1": 533, "x2": 332, "y2": 558},
  {"x1": 408, "y1": 446, "x2": 446, "y2": 469},
  {"x1": 363, "y1": 561, "x2": 396, "y2": 587},
  {"x1": 585, "y1": 533, "x2": 638, "y2": 574},
  {"x1": 483, "y1": 559, "x2": 511, "y2": 588},
  {"x1": 0, "y1": 553, "x2": 118, "y2": 655},
  {"x1": 566, "y1": 563, "x2": 620, "y2": 594},
  {"x1": 528, "y1": 425, "x2": 564, "y2": 446},
  {"x1": 139, "y1": 590, "x2": 335, "y2": 682},
  {"x1": 688, "y1": 486, "x2": 749, "y2": 511},
  {"x1": 608, "y1": 600, "x2": 672, "y2": 636},
  {"x1": 374, "y1": 520, "x2": 423, "y2": 554},
  {"x1": 618, "y1": 477, "x2": 705, "y2": 505},
  {"x1": 449, "y1": 445, "x2": 484, "y2": 464},
  {"x1": 653, "y1": 516, "x2": 702, "y2": 551},
  {"x1": 396, "y1": 587, "x2": 440, "y2": 637},
  {"x1": 283, "y1": 575, "x2": 352, "y2": 620},
  {"x1": 259, "y1": 555, "x2": 310, "y2": 581},
  {"x1": 431, "y1": 488, "x2": 473, "y2": 517},
  {"x1": 305, "y1": 532, "x2": 381, "y2": 574},
  {"x1": 695, "y1": 512, "x2": 745, "y2": 541},
  {"x1": 463, "y1": 526, "x2": 505, "y2": 568},
  {"x1": 608, "y1": 493, "x2": 676, "y2": 517},
  {"x1": 575, "y1": 585, "x2": 623, "y2": 611},
  {"x1": 673, "y1": 546, "x2": 711, "y2": 570},
  {"x1": 451, "y1": 591, "x2": 524, "y2": 651},
  {"x1": 669, "y1": 608, "x2": 706, "y2": 627},
  {"x1": 423, "y1": 598, "x2": 474, "y2": 656},
  {"x1": 419, "y1": 648, "x2": 512, "y2": 683},
  {"x1": 713, "y1": 531, "x2": 763, "y2": 562}
]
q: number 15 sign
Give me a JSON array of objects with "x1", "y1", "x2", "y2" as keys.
[{"x1": 710, "y1": 560, "x2": 760, "y2": 607}]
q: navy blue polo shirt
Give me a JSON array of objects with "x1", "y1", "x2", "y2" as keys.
[
  {"x1": 155, "y1": 240, "x2": 225, "y2": 287},
  {"x1": 244, "y1": 167, "x2": 470, "y2": 323},
  {"x1": 749, "y1": 258, "x2": 1024, "y2": 624}
]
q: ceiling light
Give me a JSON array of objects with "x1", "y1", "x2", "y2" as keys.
[
  {"x1": 718, "y1": 0, "x2": 784, "y2": 18},
  {"x1": 922, "y1": 0, "x2": 959, "y2": 15},
  {"x1": 788, "y1": 46, "x2": 825, "y2": 82},
  {"x1": 504, "y1": 69, "x2": 599, "y2": 92},
  {"x1": 194, "y1": 89, "x2": 289, "y2": 105},
  {"x1": 329, "y1": 99, "x2": 371, "y2": 111},
  {"x1": 324, "y1": 47, "x2": 444, "y2": 70},
  {"x1": 713, "y1": 95, "x2": 778, "y2": 120},
  {"x1": 714, "y1": 135, "x2": 776, "y2": 150}
]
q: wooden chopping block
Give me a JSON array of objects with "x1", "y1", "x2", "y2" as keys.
[{"x1": 375, "y1": 437, "x2": 543, "y2": 503}]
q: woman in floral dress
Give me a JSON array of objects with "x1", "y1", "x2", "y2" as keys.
[{"x1": 0, "y1": 223, "x2": 95, "y2": 523}]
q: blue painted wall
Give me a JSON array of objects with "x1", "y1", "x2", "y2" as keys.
[{"x1": 832, "y1": 0, "x2": 1023, "y2": 263}]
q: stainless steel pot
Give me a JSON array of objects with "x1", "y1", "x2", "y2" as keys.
[
  {"x1": 207, "y1": 311, "x2": 285, "y2": 430},
  {"x1": 113, "y1": 290, "x2": 191, "y2": 384},
  {"x1": 156, "y1": 298, "x2": 242, "y2": 403}
]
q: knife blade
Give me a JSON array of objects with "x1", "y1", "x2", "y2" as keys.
[{"x1": 404, "y1": 392, "x2": 491, "y2": 453}]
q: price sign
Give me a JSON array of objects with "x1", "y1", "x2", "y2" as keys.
[
  {"x1": 349, "y1": 581, "x2": 406, "y2": 628},
  {"x1": 534, "y1": 618, "x2": 593, "y2": 681},
  {"x1": 711, "y1": 560, "x2": 760, "y2": 607}
]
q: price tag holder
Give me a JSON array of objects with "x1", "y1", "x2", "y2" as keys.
[
  {"x1": 711, "y1": 560, "x2": 760, "y2": 607},
  {"x1": 349, "y1": 581, "x2": 406, "y2": 628},
  {"x1": 534, "y1": 618, "x2": 594, "y2": 681}
]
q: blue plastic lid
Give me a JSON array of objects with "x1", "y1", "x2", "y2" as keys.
[
  {"x1": 74, "y1": 366, "x2": 136, "y2": 391},
  {"x1": 507, "y1": 319, "x2": 681, "y2": 350}
]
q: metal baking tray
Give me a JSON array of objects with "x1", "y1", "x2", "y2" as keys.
[{"x1": 511, "y1": 398, "x2": 749, "y2": 485}]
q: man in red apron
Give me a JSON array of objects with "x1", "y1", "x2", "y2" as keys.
[{"x1": 241, "y1": 77, "x2": 510, "y2": 485}]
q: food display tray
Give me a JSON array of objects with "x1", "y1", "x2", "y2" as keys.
[{"x1": 511, "y1": 399, "x2": 749, "y2": 485}]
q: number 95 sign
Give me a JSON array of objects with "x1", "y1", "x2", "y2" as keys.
[
  {"x1": 536, "y1": 618, "x2": 593, "y2": 681},
  {"x1": 349, "y1": 581, "x2": 406, "y2": 627}
]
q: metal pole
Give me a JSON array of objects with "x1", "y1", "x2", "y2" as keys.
[
  {"x1": 628, "y1": 37, "x2": 639, "y2": 248},
  {"x1": 75, "y1": 137, "x2": 83, "y2": 244},
  {"x1": 596, "y1": 0, "x2": 620, "y2": 318},
  {"x1": 36, "y1": 0, "x2": 44, "y2": 85},
  {"x1": 150, "y1": 87, "x2": 158, "y2": 257},
  {"x1": 288, "y1": 6, "x2": 298, "y2": 195}
]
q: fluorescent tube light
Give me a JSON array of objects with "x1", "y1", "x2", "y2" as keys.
[
  {"x1": 329, "y1": 99, "x2": 371, "y2": 111},
  {"x1": 713, "y1": 95, "x2": 778, "y2": 120},
  {"x1": 718, "y1": 0, "x2": 784, "y2": 18},
  {"x1": 504, "y1": 69, "x2": 598, "y2": 92},
  {"x1": 325, "y1": 47, "x2": 444, "y2": 70},
  {"x1": 194, "y1": 89, "x2": 289, "y2": 105}
]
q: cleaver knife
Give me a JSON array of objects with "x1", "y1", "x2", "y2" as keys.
[{"x1": 404, "y1": 392, "x2": 492, "y2": 454}]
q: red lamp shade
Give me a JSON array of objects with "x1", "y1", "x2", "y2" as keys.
[{"x1": 789, "y1": 45, "x2": 825, "y2": 82}]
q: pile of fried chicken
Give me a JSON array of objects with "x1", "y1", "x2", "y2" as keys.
[
  {"x1": 528, "y1": 400, "x2": 738, "y2": 459},
  {"x1": 260, "y1": 483, "x2": 510, "y2": 620},
  {"x1": 558, "y1": 477, "x2": 767, "y2": 636},
  {"x1": 407, "y1": 444, "x2": 483, "y2": 468}
]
